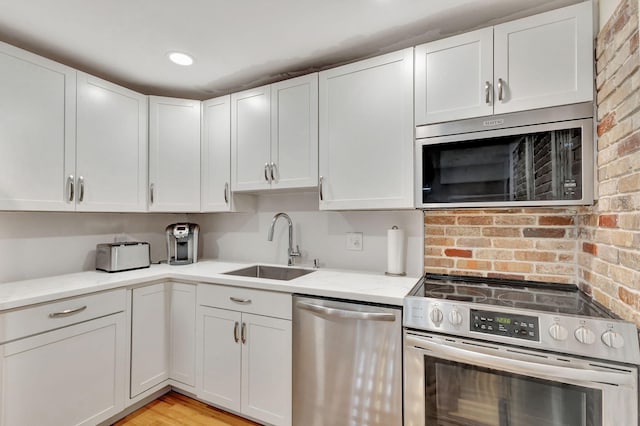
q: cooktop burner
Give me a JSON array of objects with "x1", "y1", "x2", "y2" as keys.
[{"x1": 415, "y1": 273, "x2": 615, "y2": 319}]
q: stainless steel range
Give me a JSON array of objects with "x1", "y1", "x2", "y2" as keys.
[{"x1": 403, "y1": 274, "x2": 640, "y2": 426}]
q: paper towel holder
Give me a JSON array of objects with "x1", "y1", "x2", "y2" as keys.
[{"x1": 385, "y1": 226, "x2": 406, "y2": 277}]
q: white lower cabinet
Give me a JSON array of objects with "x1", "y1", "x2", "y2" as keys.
[
  {"x1": 130, "y1": 281, "x2": 196, "y2": 398},
  {"x1": 197, "y1": 286, "x2": 292, "y2": 426},
  {"x1": 0, "y1": 290, "x2": 127, "y2": 426}
]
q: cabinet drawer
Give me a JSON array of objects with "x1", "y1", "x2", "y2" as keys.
[
  {"x1": 198, "y1": 285, "x2": 291, "y2": 320},
  {"x1": 0, "y1": 288, "x2": 126, "y2": 344}
]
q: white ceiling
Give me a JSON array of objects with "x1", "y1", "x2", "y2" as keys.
[{"x1": 0, "y1": 0, "x2": 580, "y2": 100}]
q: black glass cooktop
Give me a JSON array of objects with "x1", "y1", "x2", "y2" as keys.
[{"x1": 411, "y1": 273, "x2": 616, "y2": 319}]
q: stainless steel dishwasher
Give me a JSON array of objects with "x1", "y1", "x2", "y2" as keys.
[{"x1": 293, "y1": 295, "x2": 402, "y2": 426}]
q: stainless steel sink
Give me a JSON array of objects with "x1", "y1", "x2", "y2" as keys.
[{"x1": 223, "y1": 265, "x2": 315, "y2": 281}]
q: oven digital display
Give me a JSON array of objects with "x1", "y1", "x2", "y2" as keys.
[{"x1": 470, "y1": 309, "x2": 539, "y2": 341}]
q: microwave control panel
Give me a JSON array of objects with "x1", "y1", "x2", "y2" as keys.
[{"x1": 470, "y1": 309, "x2": 540, "y2": 341}]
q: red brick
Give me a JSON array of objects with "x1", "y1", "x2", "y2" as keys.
[
  {"x1": 523, "y1": 228, "x2": 566, "y2": 238},
  {"x1": 487, "y1": 272, "x2": 525, "y2": 281},
  {"x1": 619, "y1": 286, "x2": 640, "y2": 311},
  {"x1": 444, "y1": 248, "x2": 473, "y2": 258},
  {"x1": 425, "y1": 237, "x2": 455, "y2": 247},
  {"x1": 494, "y1": 261, "x2": 533, "y2": 273},
  {"x1": 538, "y1": 216, "x2": 574, "y2": 226},
  {"x1": 583, "y1": 242, "x2": 598, "y2": 255},
  {"x1": 514, "y1": 251, "x2": 556, "y2": 262},
  {"x1": 424, "y1": 216, "x2": 456, "y2": 225},
  {"x1": 598, "y1": 214, "x2": 618, "y2": 228},
  {"x1": 482, "y1": 227, "x2": 522, "y2": 237},
  {"x1": 617, "y1": 131, "x2": 640, "y2": 157},
  {"x1": 456, "y1": 259, "x2": 492, "y2": 270},
  {"x1": 598, "y1": 112, "x2": 616, "y2": 136},
  {"x1": 424, "y1": 257, "x2": 454, "y2": 268},
  {"x1": 457, "y1": 216, "x2": 493, "y2": 225}
]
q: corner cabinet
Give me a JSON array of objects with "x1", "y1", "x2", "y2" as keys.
[
  {"x1": 0, "y1": 290, "x2": 127, "y2": 426},
  {"x1": 76, "y1": 72, "x2": 148, "y2": 212},
  {"x1": 0, "y1": 41, "x2": 76, "y2": 211},
  {"x1": 415, "y1": 1, "x2": 593, "y2": 124},
  {"x1": 231, "y1": 74, "x2": 318, "y2": 192},
  {"x1": 318, "y1": 48, "x2": 414, "y2": 210},
  {"x1": 149, "y1": 96, "x2": 201, "y2": 212},
  {"x1": 196, "y1": 285, "x2": 292, "y2": 426}
]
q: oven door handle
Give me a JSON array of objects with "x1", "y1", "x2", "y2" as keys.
[{"x1": 406, "y1": 335, "x2": 634, "y2": 387}]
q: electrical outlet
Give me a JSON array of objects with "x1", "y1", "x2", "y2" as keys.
[{"x1": 346, "y1": 232, "x2": 363, "y2": 251}]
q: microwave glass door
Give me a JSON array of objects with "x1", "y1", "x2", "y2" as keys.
[
  {"x1": 421, "y1": 128, "x2": 583, "y2": 204},
  {"x1": 424, "y1": 356, "x2": 602, "y2": 426}
]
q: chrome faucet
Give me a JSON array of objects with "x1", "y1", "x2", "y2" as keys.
[{"x1": 268, "y1": 212, "x2": 301, "y2": 266}]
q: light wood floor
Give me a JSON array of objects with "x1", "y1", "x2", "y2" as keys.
[{"x1": 113, "y1": 391, "x2": 261, "y2": 426}]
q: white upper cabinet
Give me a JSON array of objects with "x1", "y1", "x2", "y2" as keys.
[
  {"x1": 270, "y1": 74, "x2": 318, "y2": 189},
  {"x1": 415, "y1": 2, "x2": 593, "y2": 124},
  {"x1": 319, "y1": 48, "x2": 414, "y2": 210},
  {"x1": 231, "y1": 74, "x2": 318, "y2": 192},
  {"x1": 493, "y1": 2, "x2": 593, "y2": 114},
  {"x1": 231, "y1": 85, "x2": 272, "y2": 191},
  {"x1": 415, "y1": 28, "x2": 494, "y2": 124},
  {"x1": 149, "y1": 96, "x2": 201, "y2": 212},
  {"x1": 76, "y1": 73, "x2": 148, "y2": 212},
  {"x1": 0, "y1": 42, "x2": 76, "y2": 211},
  {"x1": 202, "y1": 95, "x2": 233, "y2": 211}
]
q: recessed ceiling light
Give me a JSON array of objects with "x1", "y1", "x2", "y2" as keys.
[{"x1": 168, "y1": 52, "x2": 194, "y2": 66}]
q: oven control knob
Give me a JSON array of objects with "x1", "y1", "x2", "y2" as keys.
[
  {"x1": 601, "y1": 330, "x2": 624, "y2": 349},
  {"x1": 430, "y1": 307, "x2": 444, "y2": 324},
  {"x1": 574, "y1": 326, "x2": 596, "y2": 345},
  {"x1": 448, "y1": 309, "x2": 463, "y2": 326},
  {"x1": 548, "y1": 324, "x2": 568, "y2": 341}
]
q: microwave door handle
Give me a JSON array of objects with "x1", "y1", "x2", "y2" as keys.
[{"x1": 405, "y1": 335, "x2": 634, "y2": 387}]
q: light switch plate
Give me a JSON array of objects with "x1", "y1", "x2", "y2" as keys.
[{"x1": 346, "y1": 232, "x2": 363, "y2": 251}]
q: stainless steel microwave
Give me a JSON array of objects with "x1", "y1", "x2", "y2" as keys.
[{"x1": 415, "y1": 103, "x2": 594, "y2": 208}]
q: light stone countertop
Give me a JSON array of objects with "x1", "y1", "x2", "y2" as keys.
[{"x1": 0, "y1": 260, "x2": 422, "y2": 311}]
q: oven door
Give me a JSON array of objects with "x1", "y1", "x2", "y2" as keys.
[{"x1": 404, "y1": 331, "x2": 638, "y2": 426}]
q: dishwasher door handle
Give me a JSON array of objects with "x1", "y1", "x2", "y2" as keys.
[{"x1": 296, "y1": 301, "x2": 396, "y2": 322}]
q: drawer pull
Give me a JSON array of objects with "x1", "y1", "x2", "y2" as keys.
[
  {"x1": 241, "y1": 322, "x2": 247, "y2": 344},
  {"x1": 230, "y1": 297, "x2": 252, "y2": 304},
  {"x1": 49, "y1": 305, "x2": 87, "y2": 318},
  {"x1": 233, "y1": 321, "x2": 240, "y2": 343}
]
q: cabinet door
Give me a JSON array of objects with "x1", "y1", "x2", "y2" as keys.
[
  {"x1": 201, "y1": 95, "x2": 232, "y2": 211},
  {"x1": 494, "y1": 2, "x2": 593, "y2": 114},
  {"x1": 271, "y1": 74, "x2": 318, "y2": 189},
  {"x1": 231, "y1": 85, "x2": 271, "y2": 191},
  {"x1": 130, "y1": 283, "x2": 169, "y2": 397},
  {"x1": 169, "y1": 282, "x2": 196, "y2": 387},
  {"x1": 415, "y1": 28, "x2": 493, "y2": 124},
  {"x1": 319, "y1": 48, "x2": 414, "y2": 210},
  {"x1": 149, "y1": 96, "x2": 201, "y2": 212},
  {"x1": 0, "y1": 42, "x2": 76, "y2": 211},
  {"x1": 0, "y1": 313, "x2": 126, "y2": 426},
  {"x1": 241, "y1": 313, "x2": 292, "y2": 426},
  {"x1": 197, "y1": 306, "x2": 242, "y2": 412},
  {"x1": 76, "y1": 72, "x2": 148, "y2": 212}
]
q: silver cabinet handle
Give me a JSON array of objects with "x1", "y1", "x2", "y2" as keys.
[
  {"x1": 296, "y1": 301, "x2": 396, "y2": 322},
  {"x1": 77, "y1": 176, "x2": 85, "y2": 202},
  {"x1": 67, "y1": 175, "x2": 75, "y2": 202},
  {"x1": 49, "y1": 305, "x2": 87, "y2": 318},
  {"x1": 264, "y1": 163, "x2": 271, "y2": 183},
  {"x1": 270, "y1": 162, "x2": 278, "y2": 182},
  {"x1": 150, "y1": 183, "x2": 154, "y2": 205},
  {"x1": 497, "y1": 78, "x2": 504, "y2": 102},
  {"x1": 485, "y1": 81, "x2": 491, "y2": 104},
  {"x1": 241, "y1": 322, "x2": 246, "y2": 344},
  {"x1": 233, "y1": 321, "x2": 239, "y2": 343},
  {"x1": 223, "y1": 182, "x2": 229, "y2": 204},
  {"x1": 319, "y1": 176, "x2": 324, "y2": 201},
  {"x1": 405, "y1": 334, "x2": 633, "y2": 387},
  {"x1": 230, "y1": 296, "x2": 252, "y2": 304}
]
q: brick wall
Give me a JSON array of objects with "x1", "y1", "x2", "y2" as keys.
[
  {"x1": 424, "y1": 209, "x2": 578, "y2": 284},
  {"x1": 579, "y1": 0, "x2": 640, "y2": 324},
  {"x1": 423, "y1": 0, "x2": 640, "y2": 326}
]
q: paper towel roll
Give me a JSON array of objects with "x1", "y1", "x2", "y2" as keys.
[{"x1": 386, "y1": 226, "x2": 405, "y2": 276}]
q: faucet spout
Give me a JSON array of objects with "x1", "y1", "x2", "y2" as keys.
[{"x1": 267, "y1": 212, "x2": 301, "y2": 266}]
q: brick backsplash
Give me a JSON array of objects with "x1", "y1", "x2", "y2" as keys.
[{"x1": 423, "y1": 0, "x2": 640, "y2": 327}]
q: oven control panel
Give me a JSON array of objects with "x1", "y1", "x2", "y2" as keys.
[{"x1": 470, "y1": 309, "x2": 540, "y2": 341}]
